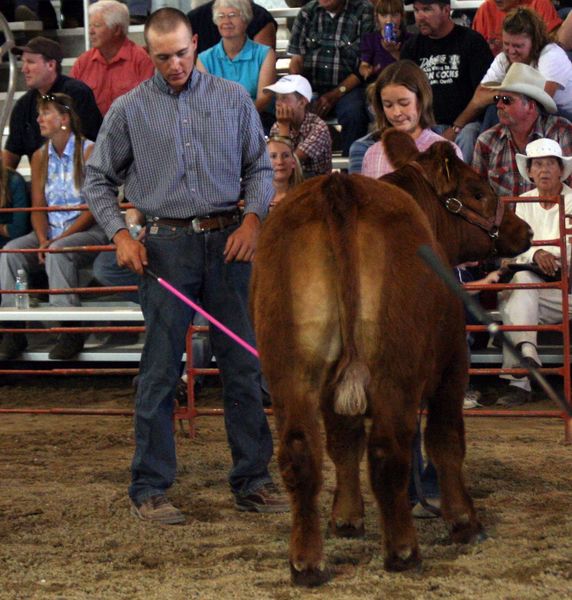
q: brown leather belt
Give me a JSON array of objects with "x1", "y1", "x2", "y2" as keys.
[{"x1": 149, "y1": 210, "x2": 241, "y2": 233}]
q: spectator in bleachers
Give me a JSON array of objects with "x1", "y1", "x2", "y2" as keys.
[
  {"x1": 265, "y1": 74, "x2": 332, "y2": 177},
  {"x1": 0, "y1": 93, "x2": 108, "y2": 361},
  {"x1": 400, "y1": 0, "x2": 493, "y2": 163},
  {"x1": 70, "y1": 0, "x2": 154, "y2": 116},
  {"x1": 0, "y1": 155, "x2": 30, "y2": 248},
  {"x1": 9, "y1": 1, "x2": 58, "y2": 29},
  {"x1": 361, "y1": 60, "x2": 462, "y2": 178},
  {"x1": 359, "y1": 0, "x2": 410, "y2": 84},
  {"x1": 188, "y1": 0, "x2": 277, "y2": 53},
  {"x1": 496, "y1": 138, "x2": 572, "y2": 406},
  {"x1": 266, "y1": 135, "x2": 303, "y2": 207},
  {"x1": 473, "y1": 0, "x2": 561, "y2": 56},
  {"x1": 3, "y1": 37, "x2": 102, "y2": 171},
  {"x1": 287, "y1": 0, "x2": 374, "y2": 157},
  {"x1": 473, "y1": 63, "x2": 572, "y2": 198},
  {"x1": 196, "y1": 0, "x2": 277, "y2": 133},
  {"x1": 453, "y1": 7, "x2": 572, "y2": 139}
]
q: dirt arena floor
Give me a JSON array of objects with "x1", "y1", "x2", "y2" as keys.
[{"x1": 0, "y1": 375, "x2": 571, "y2": 600}]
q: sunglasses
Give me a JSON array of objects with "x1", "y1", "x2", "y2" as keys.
[
  {"x1": 40, "y1": 94, "x2": 71, "y2": 111},
  {"x1": 493, "y1": 94, "x2": 515, "y2": 106}
]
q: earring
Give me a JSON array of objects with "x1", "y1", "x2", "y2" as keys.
[{"x1": 61, "y1": 125, "x2": 67, "y2": 131}]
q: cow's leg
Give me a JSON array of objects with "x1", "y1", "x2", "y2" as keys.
[
  {"x1": 323, "y1": 408, "x2": 366, "y2": 538},
  {"x1": 425, "y1": 370, "x2": 485, "y2": 545},
  {"x1": 367, "y1": 383, "x2": 421, "y2": 572},
  {"x1": 275, "y1": 388, "x2": 330, "y2": 587}
]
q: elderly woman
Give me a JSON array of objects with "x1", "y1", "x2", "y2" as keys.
[
  {"x1": 196, "y1": 0, "x2": 276, "y2": 132},
  {"x1": 452, "y1": 7, "x2": 572, "y2": 137},
  {"x1": 0, "y1": 93, "x2": 108, "y2": 361},
  {"x1": 497, "y1": 138, "x2": 572, "y2": 406}
]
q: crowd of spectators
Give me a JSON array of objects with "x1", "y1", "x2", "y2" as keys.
[{"x1": 1, "y1": 0, "x2": 572, "y2": 413}]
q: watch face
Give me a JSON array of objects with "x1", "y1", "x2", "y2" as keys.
[{"x1": 339, "y1": 86, "x2": 347, "y2": 93}]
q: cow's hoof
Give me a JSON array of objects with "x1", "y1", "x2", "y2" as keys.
[
  {"x1": 290, "y1": 562, "x2": 331, "y2": 587},
  {"x1": 450, "y1": 521, "x2": 487, "y2": 545},
  {"x1": 384, "y1": 548, "x2": 422, "y2": 573},
  {"x1": 328, "y1": 520, "x2": 365, "y2": 539}
]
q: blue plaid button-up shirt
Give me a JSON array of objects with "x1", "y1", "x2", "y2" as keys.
[
  {"x1": 288, "y1": 0, "x2": 374, "y2": 95},
  {"x1": 83, "y1": 70, "x2": 273, "y2": 241}
]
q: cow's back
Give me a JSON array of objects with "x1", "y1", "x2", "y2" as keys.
[{"x1": 252, "y1": 174, "x2": 464, "y2": 410}]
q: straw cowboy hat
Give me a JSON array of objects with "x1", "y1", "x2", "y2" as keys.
[
  {"x1": 516, "y1": 138, "x2": 572, "y2": 183},
  {"x1": 483, "y1": 63, "x2": 557, "y2": 114}
]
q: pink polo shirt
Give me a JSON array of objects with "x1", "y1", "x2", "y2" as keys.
[{"x1": 70, "y1": 38, "x2": 155, "y2": 116}]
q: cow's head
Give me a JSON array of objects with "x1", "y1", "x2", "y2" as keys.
[{"x1": 382, "y1": 129, "x2": 532, "y2": 260}]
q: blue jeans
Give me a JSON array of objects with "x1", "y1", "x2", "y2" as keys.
[
  {"x1": 433, "y1": 122, "x2": 482, "y2": 164},
  {"x1": 408, "y1": 427, "x2": 439, "y2": 504},
  {"x1": 129, "y1": 220, "x2": 273, "y2": 504},
  {"x1": 93, "y1": 251, "x2": 140, "y2": 304},
  {"x1": 348, "y1": 132, "x2": 376, "y2": 174},
  {"x1": 332, "y1": 86, "x2": 370, "y2": 157}
]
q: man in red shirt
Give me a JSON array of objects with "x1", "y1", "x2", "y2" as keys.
[
  {"x1": 473, "y1": 0, "x2": 562, "y2": 56},
  {"x1": 70, "y1": 0, "x2": 154, "y2": 116}
]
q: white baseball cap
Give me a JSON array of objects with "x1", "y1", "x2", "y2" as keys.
[{"x1": 264, "y1": 74, "x2": 313, "y2": 102}]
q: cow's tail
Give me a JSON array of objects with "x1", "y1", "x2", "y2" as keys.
[{"x1": 322, "y1": 173, "x2": 370, "y2": 417}]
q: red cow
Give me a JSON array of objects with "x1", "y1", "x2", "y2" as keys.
[{"x1": 251, "y1": 130, "x2": 532, "y2": 587}]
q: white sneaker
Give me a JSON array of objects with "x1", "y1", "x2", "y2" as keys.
[{"x1": 463, "y1": 389, "x2": 482, "y2": 409}]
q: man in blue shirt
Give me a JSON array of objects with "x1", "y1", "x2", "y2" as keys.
[{"x1": 84, "y1": 8, "x2": 287, "y2": 525}]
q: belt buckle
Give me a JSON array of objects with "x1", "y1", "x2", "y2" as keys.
[{"x1": 191, "y1": 217, "x2": 205, "y2": 233}]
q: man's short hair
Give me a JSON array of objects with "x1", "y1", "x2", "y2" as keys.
[
  {"x1": 89, "y1": 0, "x2": 130, "y2": 37},
  {"x1": 144, "y1": 8, "x2": 194, "y2": 47}
]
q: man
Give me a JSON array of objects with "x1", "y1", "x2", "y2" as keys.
[
  {"x1": 473, "y1": 63, "x2": 572, "y2": 198},
  {"x1": 287, "y1": 0, "x2": 374, "y2": 156},
  {"x1": 473, "y1": 0, "x2": 562, "y2": 56},
  {"x1": 83, "y1": 8, "x2": 287, "y2": 525},
  {"x1": 3, "y1": 37, "x2": 102, "y2": 170},
  {"x1": 265, "y1": 74, "x2": 332, "y2": 177},
  {"x1": 70, "y1": 0, "x2": 154, "y2": 116},
  {"x1": 400, "y1": 0, "x2": 493, "y2": 162},
  {"x1": 188, "y1": 0, "x2": 277, "y2": 54}
]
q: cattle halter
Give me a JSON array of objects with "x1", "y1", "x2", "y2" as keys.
[{"x1": 442, "y1": 194, "x2": 505, "y2": 240}]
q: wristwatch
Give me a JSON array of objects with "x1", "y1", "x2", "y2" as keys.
[{"x1": 338, "y1": 85, "x2": 348, "y2": 95}]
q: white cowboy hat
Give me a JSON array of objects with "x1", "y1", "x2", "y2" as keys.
[
  {"x1": 483, "y1": 63, "x2": 557, "y2": 114},
  {"x1": 515, "y1": 138, "x2": 572, "y2": 183},
  {"x1": 264, "y1": 74, "x2": 313, "y2": 103}
]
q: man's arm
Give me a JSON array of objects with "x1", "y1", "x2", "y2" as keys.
[
  {"x1": 2, "y1": 150, "x2": 21, "y2": 170},
  {"x1": 253, "y1": 22, "x2": 276, "y2": 50},
  {"x1": 289, "y1": 54, "x2": 304, "y2": 75}
]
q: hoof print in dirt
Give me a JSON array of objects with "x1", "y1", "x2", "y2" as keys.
[{"x1": 290, "y1": 562, "x2": 331, "y2": 587}]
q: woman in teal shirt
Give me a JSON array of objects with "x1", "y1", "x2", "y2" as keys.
[
  {"x1": 0, "y1": 156, "x2": 30, "y2": 248},
  {"x1": 196, "y1": 0, "x2": 276, "y2": 132}
]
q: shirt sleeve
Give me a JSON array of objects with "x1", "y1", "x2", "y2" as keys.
[
  {"x1": 4, "y1": 101, "x2": 27, "y2": 158},
  {"x1": 238, "y1": 97, "x2": 274, "y2": 219},
  {"x1": 533, "y1": 0, "x2": 562, "y2": 32},
  {"x1": 466, "y1": 31, "x2": 494, "y2": 89},
  {"x1": 361, "y1": 143, "x2": 379, "y2": 178},
  {"x1": 83, "y1": 105, "x2": 133, "y2": 240},
  {"x1": 288, "y1": 9, "x2": 308, "y2": 56},
  {"x1": 471, "y1": 135, "x2": 490, "y2": 180},
  {"x1": 481, "y1": 52, "x2": 508, "y2": 84},
  {"x1": 360, "y1": 32, "x2": 374, "y2": 63},
  {"x1": 297, "y1": 118, "x2": 331, "y2": 162},
  {"x1": 538, "y1": 44, "x2": 571, "y2": 89}
]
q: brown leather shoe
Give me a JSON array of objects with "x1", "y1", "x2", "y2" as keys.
[
  {"x1": 130, "y1": 495, "x2": 186, "y2": 525},
  {"x1": 234, "y1": 483, "x2": 290, "y2": 514}
]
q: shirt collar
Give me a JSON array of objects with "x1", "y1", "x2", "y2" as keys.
[
  {"x1": 153, "y1": 68, "x2": 197, "y2": 95},
  {"x1": 214, "y1": 38, "x2": 254, "y2": 62},
  {"x1": 48, "y1": 134, "x2": 76, "y2": 160},
  {"x1": 92, "y1": 37, "x2": 132, "y2": 65}
]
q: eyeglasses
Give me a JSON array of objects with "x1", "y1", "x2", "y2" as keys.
[
  {"x1": 41, "y1": 94, "x2": 71, "y2": 111},
  {"x1": 493, "y1": 95, "x2": 515, "y2": 106},
  {"x1": 216, "y1": 12, "x2": 241, "y2": 21}
]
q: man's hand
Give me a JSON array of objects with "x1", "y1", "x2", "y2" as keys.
[
  {"x1": 223, "y1": 213, "x2": 261, "y2": 263},
  {"x1": 37, "y1": 238, "x2": 51, "y2": 265},
  {"x1": 314, "y1": 90, "x2": 339, "y2": 118},
  {"x1": 113, "y1": 229, "x2": 148, "y2": 275},
  {"x1": 533, "y1": 249, "x2": 559, "y2": 276},
  {"x1": 276, "y1": 104, "x2": 295, "y2": 128},
  {"x1": 441, "y1": 127, "x2": 457, "y2": 142}
]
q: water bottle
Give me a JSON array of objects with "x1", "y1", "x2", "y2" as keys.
[{"x1": 15, "y1": 269, "x2": 30, "y2": 310}]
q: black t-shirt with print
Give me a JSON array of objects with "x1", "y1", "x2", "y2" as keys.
[{"x1": 401, "y1": 25, "x2": 493, "y2": 125}]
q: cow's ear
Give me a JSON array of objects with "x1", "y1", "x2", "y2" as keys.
[
  {"x1": 382, "y1": 129, "x2": 419, "y2": 170},
  {"x1": 427, "y1": 142, "x2": 460, "y2": 197}
]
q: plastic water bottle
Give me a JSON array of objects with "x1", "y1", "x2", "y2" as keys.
[{"x1": 15, "y1": 269, "x2": 30, "y2": 310}]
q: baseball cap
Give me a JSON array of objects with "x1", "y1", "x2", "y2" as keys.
[
  {"x1": 12, "y1": 36, "x2": 63, "y2": 63},
  {"x1": 264, "y1": 75, "x2": 313, "y2": 103}
]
